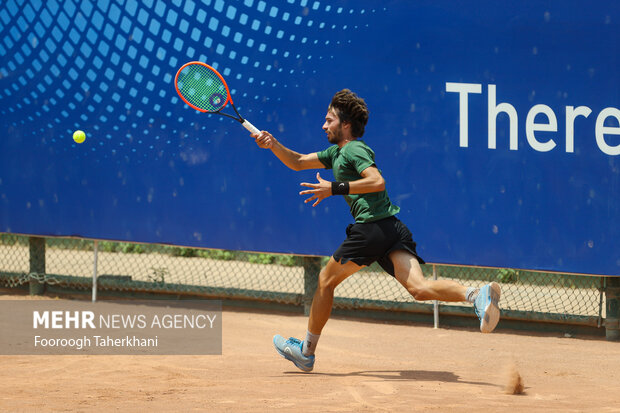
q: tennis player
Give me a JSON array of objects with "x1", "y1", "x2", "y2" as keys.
[{"x1": 252, "y1": 89, "x2": 501, "y2": 372}]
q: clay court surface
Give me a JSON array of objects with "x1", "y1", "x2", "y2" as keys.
[{"x1": 1, "y1": 294, "x2": 619, "y2": 412}]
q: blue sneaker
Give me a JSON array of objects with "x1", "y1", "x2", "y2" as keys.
[
  {"x1": 273, "y1": 335, "x2": 315, "y2": 372},
  {"x1": 474, "y1": 282, "x2": 501, "y2": 333}
]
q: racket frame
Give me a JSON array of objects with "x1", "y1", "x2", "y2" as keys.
[{"x1": 174, "y1": 61, "x2": 259, "y2": 134}]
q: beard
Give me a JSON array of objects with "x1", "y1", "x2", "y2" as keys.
[{"x1": 327, "y1": 126, "x2": 343, "y2": 144}]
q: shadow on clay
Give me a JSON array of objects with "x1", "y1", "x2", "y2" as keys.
[{"x1": 285, "y1": 369, "x2": 501, "y2": 388}]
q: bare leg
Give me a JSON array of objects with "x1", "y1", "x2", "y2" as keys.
[
  {"x1": 391, "y1": 250, "x2": 467, "y2": 302},
  {"x1": 307, "y1": 257, "x2": 363, "y2": 335}
]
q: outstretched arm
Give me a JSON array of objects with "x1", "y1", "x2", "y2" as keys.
[
  {"x1": 253, "y1": 131, "x2": 324, "y2": 171},
  {"x1": 299, "y1": 167, "x2": 385, "y2": 207}
]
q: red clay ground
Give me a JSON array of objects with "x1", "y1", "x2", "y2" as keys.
[{"x1": 1, "y1": 294, "x2": 619, "y2": 412}]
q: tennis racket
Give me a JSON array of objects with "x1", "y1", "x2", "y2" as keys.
[{"x1": 174, "y1": 61, "x2": 260, "y2": 134}]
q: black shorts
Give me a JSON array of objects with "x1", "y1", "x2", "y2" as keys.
[{"x1": 332, "y1": 216, "x2": 425, "y2": 277}]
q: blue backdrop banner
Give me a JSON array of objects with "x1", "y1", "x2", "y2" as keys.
[{"x1": 1, "y1": 1, "x2": 618, "y2": 275}]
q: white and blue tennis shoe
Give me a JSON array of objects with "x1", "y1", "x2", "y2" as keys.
[
  {"x1": 273, "y1": 335, "x2": 315, "y2": 372},
  {"x1": 474, "y1": 282, "x2": 501, "y2": 333}
]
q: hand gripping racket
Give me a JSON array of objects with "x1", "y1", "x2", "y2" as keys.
[{"x1": 174, "y1": 61, "x2": 260, "y2": 134}]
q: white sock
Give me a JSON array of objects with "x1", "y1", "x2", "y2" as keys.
[
  {"x1": 302, "y1": 331, "x2": 320, "y2": 356},
  {"x1": 466, "y1": 287, "x2": 479, "y2": 303}
]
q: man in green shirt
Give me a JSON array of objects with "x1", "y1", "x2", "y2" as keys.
[{"x1": 253, "y1": 89, "x2": 501, "y2": 372}]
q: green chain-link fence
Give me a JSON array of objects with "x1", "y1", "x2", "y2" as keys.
[{"x1": 0, "y1": 233, "x2": 609, "y2": 334}]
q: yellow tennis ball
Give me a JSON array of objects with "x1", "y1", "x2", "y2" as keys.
[{"x1": 73, "y1": 130, "x2": 86, "y2": 144}]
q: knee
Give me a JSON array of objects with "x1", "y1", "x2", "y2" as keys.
[
  {"x1": 317, "y1": 272, "x2": 339, "y2": 293},
  {"x1": 406, "y1": 282, "x2": 432, "y2": 301}
]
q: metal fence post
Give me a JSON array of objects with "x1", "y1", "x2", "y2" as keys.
[
  {"x1": 302, "y1": 257, "x2": 321, "y2": 316},
  {"x1": 92, "y1": 240, "x2": 98, "y2": 302},
  {"x1": 28, "y1": 236, "x2": 45, "y2": 295},
  {"x1": 433, "y1": 264, "x2": 439, "y2": 329},
  {"x1": 604, "y1": 277, "x2": 620, "y2": 341}
]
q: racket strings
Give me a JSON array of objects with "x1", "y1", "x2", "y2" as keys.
[{"x1": 177, "y1": 65, "x2": 229, "y2": 112}]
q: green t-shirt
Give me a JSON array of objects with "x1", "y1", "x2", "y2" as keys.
[{"x1": 316, "y1": 140, "x2": 400, "y2": 223}]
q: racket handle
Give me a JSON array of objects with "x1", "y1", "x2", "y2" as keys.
[{"x1": 241, "y1": 119, "x2": 260, "y2": 135}]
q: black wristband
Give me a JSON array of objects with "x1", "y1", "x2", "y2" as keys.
[{"x1": 331, "y1": 181, "x2": 350, "y2": 195}]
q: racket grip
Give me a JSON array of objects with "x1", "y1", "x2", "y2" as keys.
[{"x1": 241, "y1": 119, "x2": 260, "y2": 135}]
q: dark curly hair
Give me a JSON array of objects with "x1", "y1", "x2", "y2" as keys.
[{"x1": 328, "y1": 89, "x2": 369, "y2": 138}]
